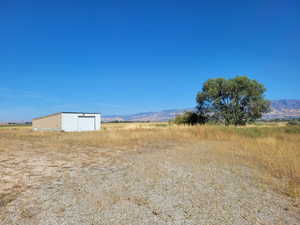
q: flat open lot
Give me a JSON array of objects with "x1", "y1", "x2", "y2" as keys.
[{"x1": 0, "y1": 123, "x2": 300, "y2": 224}]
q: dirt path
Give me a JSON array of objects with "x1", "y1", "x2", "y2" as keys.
[{"x1": 0, "y1": 141, "x2": 299, "y2": 225}]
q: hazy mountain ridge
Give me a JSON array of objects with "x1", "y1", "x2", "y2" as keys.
[
  {"x1": 263, "y1": 100, "x2": 300, "y2": 120},
  {"x1": 103, "y1": 100, "x2": 300, "y2": 122},
  {"x1": 103, "y1": 109, "x2": 191, "y2": 122}
]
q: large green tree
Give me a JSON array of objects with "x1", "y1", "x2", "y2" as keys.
[{"x1": 196, "y1": 76, "x2": 270, "y2": 125}]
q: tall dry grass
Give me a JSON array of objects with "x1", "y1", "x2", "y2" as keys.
[{"x1": 1, "y1": 123, "x2": 299, "y2": 197}]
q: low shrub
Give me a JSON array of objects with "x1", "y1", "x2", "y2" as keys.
[
  {"x1": 173, "y1": 112, "x2": 206, "y2": 125},
  {"x1": 287, "y1": 120, "x2": 300, "y2": 126}
]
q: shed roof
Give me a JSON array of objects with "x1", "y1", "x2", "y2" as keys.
[{"x1": 33, "y1": 112, "x2": 101, "y2": 120}]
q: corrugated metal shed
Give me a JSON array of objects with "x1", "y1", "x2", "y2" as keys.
[{"x1": 32, "y1": 112, "x2": 101, "y2": 132}]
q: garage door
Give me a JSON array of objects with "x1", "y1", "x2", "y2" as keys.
[{"x1": 77, "y1": 116, "x2": 95, "y2": 131}]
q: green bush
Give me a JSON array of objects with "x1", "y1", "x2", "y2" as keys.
[
  {"x1": 287, "y1": 120, "x2": 300, "y2": 126},
  {"x1": 174, "y1": 112, "x2": 206, "y2": 125}
]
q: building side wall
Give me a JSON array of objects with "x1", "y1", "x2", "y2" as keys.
[
  {"x1": 95, "y1": 114, "x2": 101, "y2": 130},
  {"x1": 32, "y1": 114, "x2": 61, "y2": 131}
]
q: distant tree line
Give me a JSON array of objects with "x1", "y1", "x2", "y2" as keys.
[
  {"x1": 260, "y1": 118, "x2": 300, "y2": 123},
  {"x1": 174, "y1": 76, "x2": 271, "y2": 126},
  {"x1": 286, "y1": 118, "x2": 300, "y2": 126},
  {"x1": 103, "y1": 120, "x2": 151, "y2": 123}
]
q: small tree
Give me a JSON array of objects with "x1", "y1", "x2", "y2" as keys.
[{"x1": 196, "y1": 76, "x2": 270, "y2": 125}]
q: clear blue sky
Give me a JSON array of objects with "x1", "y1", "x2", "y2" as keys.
[{"x1": 1, "y1": 0, "x2": 299, "y2": 121}]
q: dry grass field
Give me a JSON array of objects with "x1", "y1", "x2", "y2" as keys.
[{"x1": 0, "y1": 122, "x2": 300, "y2": 224}]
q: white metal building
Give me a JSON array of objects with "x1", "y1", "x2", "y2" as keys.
[{"x1": 32, "y1": 112, "x2": 101, "y2": 132}]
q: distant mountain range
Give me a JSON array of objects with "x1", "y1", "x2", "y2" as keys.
[
  {"x1": 102, "y1": 100, "x2": 300, "y2": 122},
  {"x1": 263, "y1": 99, "x2": 300, "y2": 120}
]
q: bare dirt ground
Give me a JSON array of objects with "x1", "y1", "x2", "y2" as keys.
[{"x1": 0, "y1": 128, "x2": 300, "y2": 224}]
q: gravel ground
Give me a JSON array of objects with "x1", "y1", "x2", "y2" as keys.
[{"x1": 0, "y1": 142, "x2": 299, "y2": 225}]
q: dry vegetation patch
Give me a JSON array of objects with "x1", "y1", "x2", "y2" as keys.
[{"x1": 0, "y1": 123, "x2": 299, "y2": 223}]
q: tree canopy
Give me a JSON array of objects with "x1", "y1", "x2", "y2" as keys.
[{"x1": 196, "y1": 76, "x2": 270, "y2": 125}]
